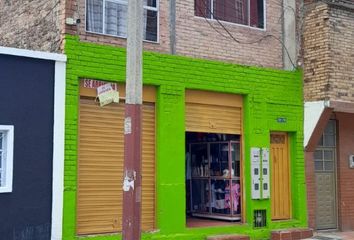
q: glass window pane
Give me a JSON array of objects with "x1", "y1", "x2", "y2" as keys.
[
  {"x1": 86, "y1": 0, "x2": 103, "y2": 33},
  {"x1": 231, "y1": 180, "x2": 241, "y2": 215},
  {"x1": 324, "y1": 134, "x2": 335, "y2": 147},
  {"x1": 323, "y1": 150, "x2": 334, "y2": 161},
  {"x1": 315, "y1": 160, "x2": 323, "y2": 171},
  {"x1": 191, "y1": 143, "x2": 208, "y2": 177},
  {"x1": 211, "y1": 179, "x2": 229, "y2": 215},
  {"x1": 317, "y1": 135, "x2": 324, "y2": 146},
  {"x1": 214, "y1": 0, "x2": 248, "y2": 25},
  {"x1": 250, "y1": 0, "x2": 264, "y2": 28},
  {"x1": 324, "y1": 161, "x2": 334, "y2": 171},
  {"x1": 210, "y1": 143, "x2": 228, "y2": 177},
  {"x1": 144, "y1": 0, "x2": 157, "y2": 8},
  {"x1": 0, "y1": 132, "x2": 3, "y2": 148},
  {"x1": 231, "y1": 143, "x2": 240, "y2": 177},
  {"x1": 195, "y1": 0, "x2": 212, "y2": 18},
  {"x1": 314, "y1": 150, "x2": 322, "y2": 160},
  {"x1": 105, "y1": 2, "x2": 127, "y2": 36},
  {"x1": 143, "y1": 9, "x2": 158, "y2": 42},
  {"x1": 325, "y1": 120, "x2": 335, "y2": 134},
  {"x1": 191, "y1": 179, "x2": 209, "y2": 213}
]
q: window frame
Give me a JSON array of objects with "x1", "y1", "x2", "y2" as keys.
[
  {"x1": 194, "y1": 0, "x2": 266, "y2": 31},
  {"x1": 0, "y1": 125, "x2": 14, "y2": 193},
  {"x1": 85, "y1": 0, "x2": 160, "y2": 43}
]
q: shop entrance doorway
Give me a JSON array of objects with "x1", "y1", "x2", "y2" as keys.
[{"x1": 186, "y1": 132, "x2": 242, "y2": 227}]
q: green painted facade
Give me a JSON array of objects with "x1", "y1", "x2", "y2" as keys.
[{"x1": 63, "y1": 35, "x2": 307, "y2": 240}]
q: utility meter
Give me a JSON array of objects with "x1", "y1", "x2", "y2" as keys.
[
  {"x1": 251, "y1": 147, "x2": 261, "y2": 199},
  {"x1": 262, "y1": 148, "x2": 270, "y2": 199}
]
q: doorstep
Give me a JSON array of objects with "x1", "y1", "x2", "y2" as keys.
[
  {"x1": 271, "y1": 228, "x2": 313, "y2": 240},
  {"x1": 206, "y1": 234, "x2": 250, "y2": 240}
]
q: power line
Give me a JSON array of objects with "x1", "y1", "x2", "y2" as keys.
[{"x1": 197, "y1": 0, "x2": 297, "y2": 68}]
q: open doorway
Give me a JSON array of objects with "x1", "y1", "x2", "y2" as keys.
[{"x1": 186, "y1": 132, "x2": 242, "y2": 227}]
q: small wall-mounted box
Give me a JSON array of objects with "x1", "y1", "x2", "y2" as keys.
[
  {"x1": 349, "y1": 155, "x2": 354, "y2": 168},
  {"x1": 65, "y1": 17, "x2": 81, "y2": 25}
]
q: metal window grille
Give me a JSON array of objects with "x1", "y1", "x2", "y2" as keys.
[
  {"x1": 86, "y1": 0, "x2": 159, "y2": 42},
  {"x1": 254, "y1": 209, "x2": 266, "y2": 228}
]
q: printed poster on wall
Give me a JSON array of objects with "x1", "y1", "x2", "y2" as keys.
[{"x1": 97, "y1": 83, "x2": 119, "y2": 107}]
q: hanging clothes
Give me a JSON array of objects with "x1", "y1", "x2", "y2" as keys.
[{"x1": 225, "y1": 182, "x2": 240, "y2": 212}]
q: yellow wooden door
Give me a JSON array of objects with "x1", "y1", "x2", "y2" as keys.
[{"x1": 271, "y1": 133, "x2": 291, "y2": 220}]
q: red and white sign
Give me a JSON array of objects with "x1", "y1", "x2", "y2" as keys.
[{"x1": 83, "y1": 79, "x2": 118, "y2": 91}]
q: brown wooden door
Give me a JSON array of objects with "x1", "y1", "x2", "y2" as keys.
[{"x1": 271, "y1": 133, "x2": 291, "y2": 220}]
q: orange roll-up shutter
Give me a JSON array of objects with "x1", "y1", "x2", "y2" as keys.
[
  {"x1": 77, "y1": 99, "x2": 155, "y2": 235},
  {"x1": 185, "y1": 90, "x2": 242, "y2": 134}
]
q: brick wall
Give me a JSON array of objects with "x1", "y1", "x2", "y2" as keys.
[
  {"x1": 336, "y1": 112, "x2": 354, "y2": 231},
  {"x1": 328, "y1": 5, "x2": 354, "y2": 102},
  {"x1": 0, "y1": 0, "x2": 65, "y2": 52},
  {"x1": 303, "y1": 1, "x2": 354, "y2": 102},
  {"x1": 303, "y1": 2, "x2": 331, "y2": 101},
  {"x1": 64, "y1": 0, "x2": 293, "y2": 69},
  {"x1": 305, "y1": 151, "x2": 316, "y2": 229},
  {"x1": 65, "y1": 0, "x2": 171, "y2": 53},
  {"x1": 175, "y1": 0, "x2": 284, "y2": 68}
]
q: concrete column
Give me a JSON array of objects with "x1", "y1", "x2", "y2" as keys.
[{"x1": 282, "y1": 0, "x2": 297, "y2": 70}]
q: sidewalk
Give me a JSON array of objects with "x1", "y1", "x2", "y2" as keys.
[{"x1": 305, "y1": 231, "x2": 354, "y2": 240}]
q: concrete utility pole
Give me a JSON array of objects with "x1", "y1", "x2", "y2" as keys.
[{"x1": 122, "y1": 0, "x2": 143, "y2": 239}]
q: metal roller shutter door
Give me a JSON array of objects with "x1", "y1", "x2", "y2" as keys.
[
  {"x1": 77, "y1": 99, "x2": 155, "y2": 235},
  {"x1": 185, "y1": 90, "x2": 242, "y2": 134}
]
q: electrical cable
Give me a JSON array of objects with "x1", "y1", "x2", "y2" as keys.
[{"x1": 197, "y1": 0, "x2": 297, "y2": 68}]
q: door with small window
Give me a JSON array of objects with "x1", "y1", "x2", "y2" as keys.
[{"x1": 314, "y1": 120, "x2": 337, "y2": 230}]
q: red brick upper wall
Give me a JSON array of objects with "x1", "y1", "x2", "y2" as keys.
[
  {"x1": 336, "y1": 112, "x2": 354, "y2": 231},
  {"x1": 64, "y1": 0, "x2": 289, "y2": 69},
  {"x1": 64, "y1": 0, "x2": 171, "y2": 53},
  {"x1": 174, "y1": 0, "x2": 284, "y2": 68}
]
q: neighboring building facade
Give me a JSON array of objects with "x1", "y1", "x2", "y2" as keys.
[
  {"x1": 0, "y1": 47, "x2": 66, "y2": 239},
  {"x1": 0, "y1": 0, "x2": 64, "y2": 52},
  {"x1": 303, "y1": 0, "x2": 354, "y2": 231},
  {"x1": 1, "y1": 0, "x2": 311, "y2": 239}
]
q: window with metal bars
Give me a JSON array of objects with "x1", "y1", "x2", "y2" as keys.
[
  {"x1": 195, "y1": 0, "x2": 265, "y2": 29},
  {"x1": 86, "y1": 0, "x2": 159, "y2": 42},
  {"x1": 0, "y1": 125, "x2": 14, "y2": 193},
  {"x1": 254, "y1": 209, "x2": 266, "y2": 227}
]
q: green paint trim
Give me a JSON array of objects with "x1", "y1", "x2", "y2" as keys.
[{"x1": 63, "y1": 35, "x2": 307, "y2": 240}]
